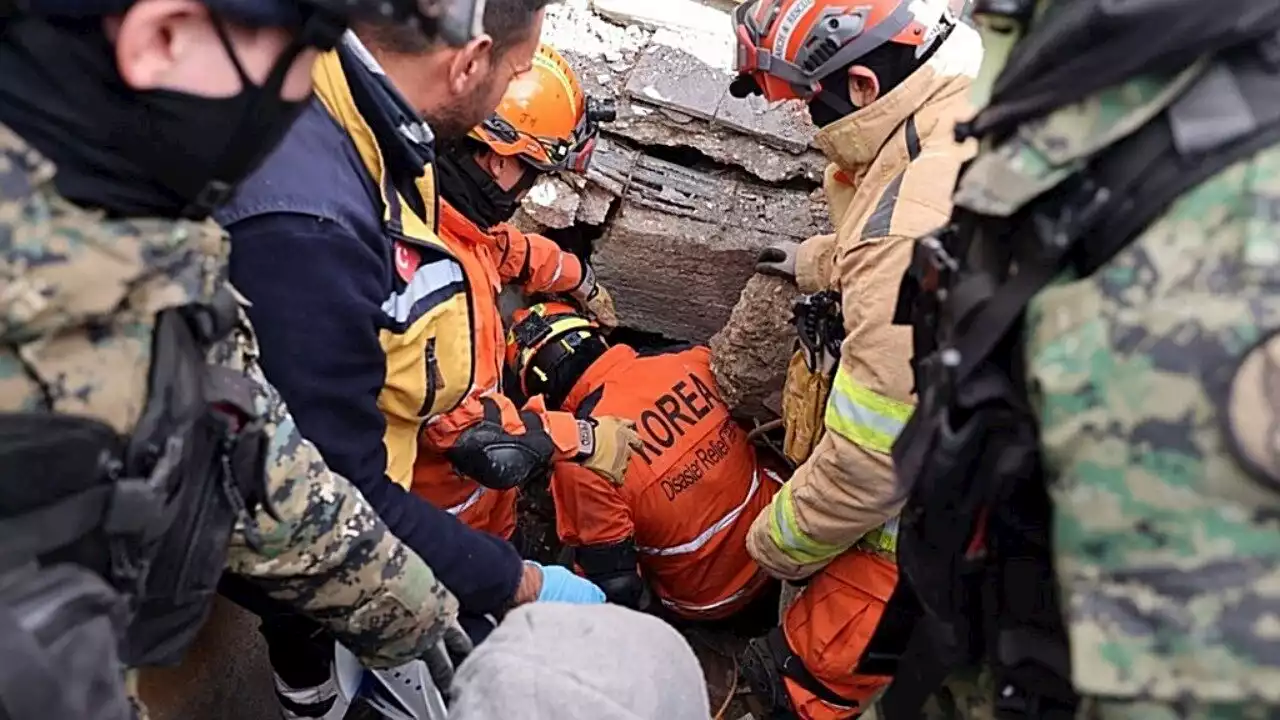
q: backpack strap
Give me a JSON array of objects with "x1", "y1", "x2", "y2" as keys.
[
  {"x1": 762, "y1": 627, "x2": 862, "y2": 712},
  {"x1": 944, "y1": 50, "x2": 1280, "y2": 391}
]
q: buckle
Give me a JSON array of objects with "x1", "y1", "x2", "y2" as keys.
[{"x1": 513, "y1": 312, "x2": 554, "y2": 350}]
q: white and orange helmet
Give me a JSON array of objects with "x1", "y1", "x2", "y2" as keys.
[
  {"x1": 732, "y1": 0, "x2": 958, "y2": 103},
  {"x1": 469, "y1": 44, "x2": 616, "y2": 173}
]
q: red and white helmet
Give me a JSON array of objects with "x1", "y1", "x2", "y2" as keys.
[{"x1": 732, "y1": 0, "x2": 957, "y2": 103}]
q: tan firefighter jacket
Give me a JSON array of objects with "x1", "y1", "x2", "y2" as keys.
[{"x1": 747, "y1": 24, "x2": 984, "y2": 580}]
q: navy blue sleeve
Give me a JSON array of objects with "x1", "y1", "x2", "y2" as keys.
[{"x1": 227, "y1": 212, "x2": 522, "y2": 615}]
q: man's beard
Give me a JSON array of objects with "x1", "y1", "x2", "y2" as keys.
[{"x1": 426, "y1": 76, "x2": 499, "y2": 139}]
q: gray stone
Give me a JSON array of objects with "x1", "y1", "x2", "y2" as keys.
[
  {"x1": 713, "y1": 92, "x2": 816, "y2": 155},
  {"x1": 585, "y1": 136, "x2": 639, "y2": 196},
  {"x1": 578, "y1": 183, "x2": 617, "y2": 225},
  {"x1": 709, "y1": 272, "x2": 801, "y2": 422},
  {"x1": 625, "y1": 44, "x2": 726, "y2": 121},
  {"x1": 730, "y1": 180, "x2": 830, "y2": 238},
  {"x1": 608, "y1": 105, "x2": 826, "y2": 184},
  {"x1": 521, "y1": 175, "x2": 581, "y2": 229},
  {"x1": 624, "y1": 152, "x2": 735, "y2": 219},
  {"x1": 594, "y1": 203, "x2": 776, "y2": 342}
]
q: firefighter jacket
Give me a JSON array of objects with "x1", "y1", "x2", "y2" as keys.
[
  {"x1": 552, "y1": 344, "x2": 779, "y2": 619},
  {"x1": 747, "y1": 24, "x2": 984, "y2": 580},
  {"x1": 214, "y1": 39, "x2": 523, "y2": 615},
  {"x1": 410, "y1": 202, "x2": 596, "y2": 537}
]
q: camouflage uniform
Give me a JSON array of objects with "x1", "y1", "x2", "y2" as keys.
[
  {"x1": 0, "y1": 120, "x2": 458, "y2": 673},
  {"x1": 946, "y1": 49, "x2": 1280, "y2": 720}
]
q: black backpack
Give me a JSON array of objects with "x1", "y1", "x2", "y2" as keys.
[
  {"x1": 880, "y1": 22, "x2": 1280, "y2": 720},
  {"x1": 0, "y1": 287, "x2": 274, "y2": 719}
]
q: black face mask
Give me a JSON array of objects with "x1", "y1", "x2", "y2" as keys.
[
  {"x1": 805, "y1": 37, "x2": 949, "y2": 129},
  {"x1": 0, "y1": 16, "x2": 311, "y2": 220},
  {"x1": 435, "y1": 143, "x2": 539, "y2": 230}
]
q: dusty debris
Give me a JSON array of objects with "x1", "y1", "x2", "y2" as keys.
[
  {"x1": 709, "y1": 273, "x2": 802, "y2": 421},
  {"x1": 541, "y1": 0, "x2": 650, "y2": 63},
  {"x1": 577, "y1": 183, "x2": 617, "y2": 225},
  {"x1": 521, "y1": 175, "x2": 582, "y2": 229}
]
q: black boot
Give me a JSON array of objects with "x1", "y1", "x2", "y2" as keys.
[{"x1": 738, "y1": 635, "x2": 799, "y2": 720}]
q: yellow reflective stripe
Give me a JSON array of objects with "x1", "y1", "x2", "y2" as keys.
[
  {"x1": 824, "y1": 367, "x2": 914, "y2": 454},
  {"x1": 767, "y1": 485, "x2": 845, "y2": 566},
  {"x1": 856, "y1": 516, "x2": 900, "y2": 555}
]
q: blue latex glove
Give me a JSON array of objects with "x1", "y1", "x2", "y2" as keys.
[{"x1": 527, "y1": 562, "x2": 606, "y2": 604}]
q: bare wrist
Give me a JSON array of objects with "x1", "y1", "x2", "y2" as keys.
[{"x1": 513, "y1": 562, "x2": 543, "y2": 606}]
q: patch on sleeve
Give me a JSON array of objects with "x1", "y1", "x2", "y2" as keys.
[{"x1": 1224, "y1": 329, "x2": 1280, "y2": 491}]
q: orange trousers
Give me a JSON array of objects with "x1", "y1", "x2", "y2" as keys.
[{"x1": 782, "y1": 549, "x2": 898, "y2": 720}]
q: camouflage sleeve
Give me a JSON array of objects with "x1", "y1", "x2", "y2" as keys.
[
  {"x1": 1023, "y1": 146, "x2": 1280, "y2": 701},
  {"x1": 216, "y1": 310, "x2": 459, "y2": 668}
]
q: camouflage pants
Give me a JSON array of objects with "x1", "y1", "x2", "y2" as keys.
[
  {"x1": 860, "y1": 667, "x2": 995, "y2": 720},
  {"x1": 1079, "y1": 699, "x2": 1280, "y2": 720}
]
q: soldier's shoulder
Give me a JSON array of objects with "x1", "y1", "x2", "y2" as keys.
[
  {"x1": 954, "y1": 65, "x2": 1209, "y2": 217},
  {"x1": 0, "y1": 123, "x2": 230, "y2": 341}
]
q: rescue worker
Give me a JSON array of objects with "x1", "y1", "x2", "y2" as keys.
[
  {"x1": 213, "y1": 11, "x2": 634, "y2": 718},
  {"x1": 886, "y1": 1, "x2": 1280, "y2": 719},
  {"x1": 506, "y1": 303, "x2": 782, "y2": 624},
  {"x1": 727, "y1": 0, "x2": 983, "y2": 717},
  {"x1": 416, "y1": 43, "x2": 623, "y2": 540},
  {"x1": 0, "y1": 0, "x2": 465, "y2": 717}
]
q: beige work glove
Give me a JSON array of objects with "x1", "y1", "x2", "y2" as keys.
[
  {"x1": 585, "y1": 284, "x2": 618, "y2": 329},
  {"x1": 574, "y1": 416, "x2": 642, "y2": 485},
  {"x1": 569, "y1": 264, "x2": 618, "y2": 329}
]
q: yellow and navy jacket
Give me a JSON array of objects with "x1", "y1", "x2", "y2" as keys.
[{"x1": 215, "y1": 41, "x2": 522, "y2": 614}]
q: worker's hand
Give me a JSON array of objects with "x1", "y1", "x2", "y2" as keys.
[
  {"x1": 755, "y1": 242, "x2": 799, "y2": 281},
  {"x1": 585, "y1": 284, "x2": 618, "y2": 329},
  {"x1": 516, "y1": 562, "x2": 606, "y2": 605},
  {"x1": 574, "y1": 416, "x2": 643, "y2": 486},
  {"x1": 569, "y1": 263, "x2": 618, "y2": 329}
]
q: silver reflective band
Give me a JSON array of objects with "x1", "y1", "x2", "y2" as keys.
[
  {"x1": 660, "y1": 581, "x2": 752, "y2": 614},
  {"x1": 636, "y1": 467, "x2": 778, "y2": 557},
  {"x1": 445, "y1": 487, "x2": 485, "y2": 516}
]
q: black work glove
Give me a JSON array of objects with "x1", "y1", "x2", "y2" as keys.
[{"x1": 755, "y1": 242, "x2": 799, "y2": 281}]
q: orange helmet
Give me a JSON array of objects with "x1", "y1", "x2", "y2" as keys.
[
  {"x1": 469, "y1": 44, "x2": 616, "y2": 173},
  {"x1": 732, "y1": 0, "x2": 956, "y2": 104},
  {"x1": 506, "y1": 301, "x2": 602, "y2": 396}
]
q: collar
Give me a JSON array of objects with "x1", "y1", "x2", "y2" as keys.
[
  {"x1": 439, "y1": 200, "x2": 489, "y2": 244},
  {"x1": 813, "y1": 23, "x2": 983, "y2": 176},
  {"x1": 312, "y1": 33, "x2": 443, "y2": 236},
  {"x1": 561, "y1": 344, "x2": 637, "y2": 413}
]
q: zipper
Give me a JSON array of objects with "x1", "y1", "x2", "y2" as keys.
[{"x1": 421, "y1": 337, "x2": 443, "y2": 416}]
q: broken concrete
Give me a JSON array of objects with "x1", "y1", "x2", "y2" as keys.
[
  {"x1": 520, "y1": 175, "x2": 581, "y2": 229},
  {"x1": 709, "y1": 273, "x2": 800, "y2": 421},
  {"x1": 581, "y1": 144, "x2": 828, "y2": 342}
]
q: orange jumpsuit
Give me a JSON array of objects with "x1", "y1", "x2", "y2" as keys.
[
  {"x1": 410, "y1": 202, "x2": 591, "y2": 538},
  {"x1": 552, "y1": 344, "x2": 779, "y2": 620}
]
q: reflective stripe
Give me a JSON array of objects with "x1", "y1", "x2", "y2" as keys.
[
  {"x1": 445, "y1": 486, "x2": 485, "y2": 516},
  {"x1": 824, "y1": 366, "x2": 913, "y2": 454},
  {"x1": 548, "y1": 254, "x2": 564, "y2": 287},
  {"x1": 637, "y1": 469, "x2": 763, "y2": 557},
  {"x1": 767, "y1": 483, "x2": 846, "y2": 566},
  {"x1": 856, "y1": 515, "x2": 900, "y2": 555},
  {"x1": 660, "y1": 582, "x2": 752, "y2": 614},
  {"x1": 381, "y1": 258, "x2": 465, "y2": 325}
]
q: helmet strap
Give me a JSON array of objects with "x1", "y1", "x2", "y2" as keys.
[{"x1": 525, "y1": 331, "x2": 608, "y2": 410}]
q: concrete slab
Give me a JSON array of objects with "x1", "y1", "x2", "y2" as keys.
[
  {"x1": 713, "y1": 93, "x2": 817, "y2": 155},
  {"x1": 594, "y1": 203, "x2": 776, "y2": 342},
  {"x1": 625, "y1": 44, "x2": 727, "y2": 122},
  {"x1": 730, "y1": 180, "x2": 830, "y2": 239}
]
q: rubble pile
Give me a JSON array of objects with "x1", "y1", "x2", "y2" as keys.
[{"x1": 524, "y1": 0, "x2": 829, "y2": 357}]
